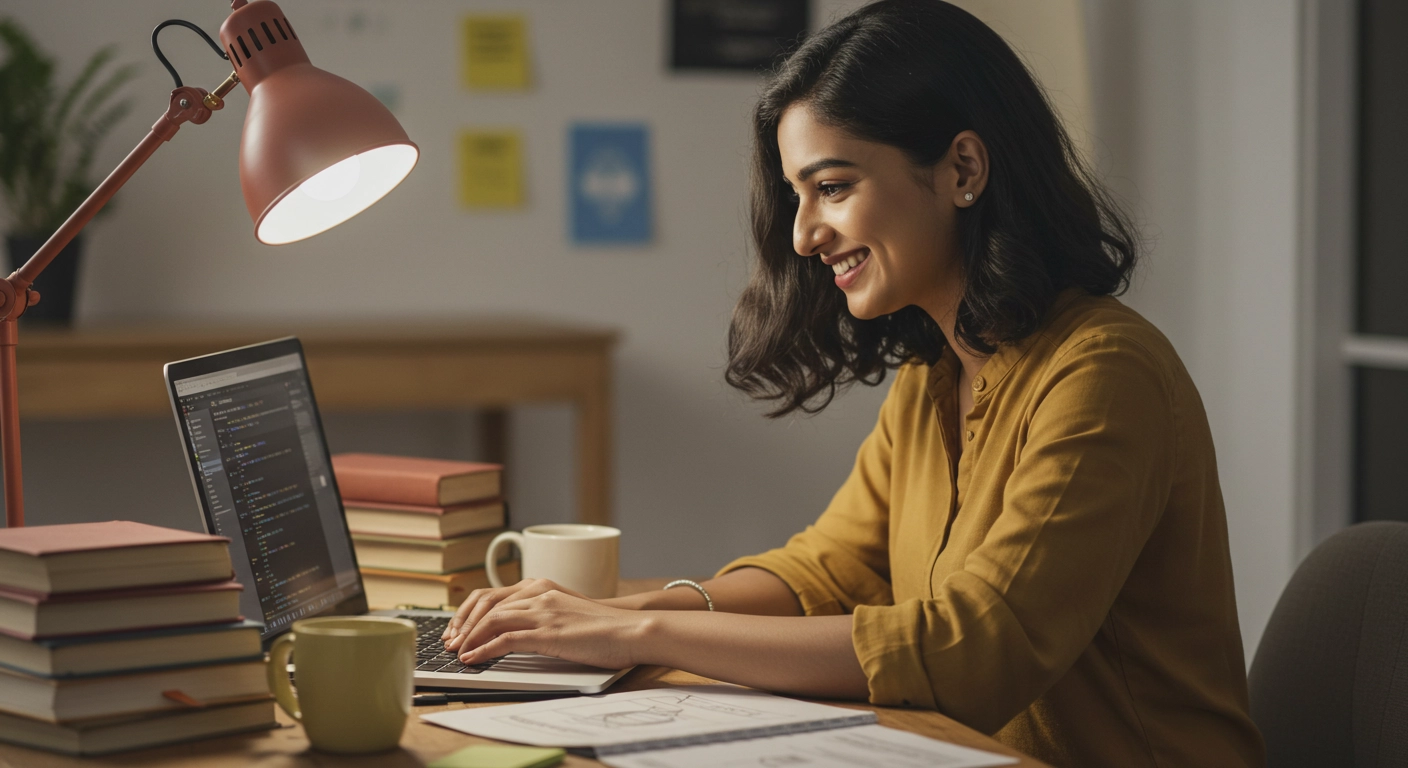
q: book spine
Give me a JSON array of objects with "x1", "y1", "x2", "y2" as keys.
[
  {"x1": 335, "y1": 470, "x2": 441, "y2": 506},
  {"x1": 4, "y1": 653, "x2": 267, "y2": 680}
]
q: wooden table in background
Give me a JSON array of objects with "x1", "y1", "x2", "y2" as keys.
[
  {"x1": 14, "y1": 320, "x2": 618, "y2": 526},
  {"x1": 0, "y1": 580, "x2": 1049, "y2": 767}
]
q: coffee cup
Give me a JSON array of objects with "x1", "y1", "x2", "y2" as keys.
[
  {"x1": 266, "y1": 616, "x2": 415, "y2": 754},
  {"x1": 485, "y1": 524, "x2": 620, "y2": 598}
]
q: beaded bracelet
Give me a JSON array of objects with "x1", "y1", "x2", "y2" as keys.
[{"x1": 663, "y1": 579, "x2": 714, "y2": 611}]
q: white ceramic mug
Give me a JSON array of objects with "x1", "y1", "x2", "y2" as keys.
[{"x1": 485, "y1": 524, "x2": 620, "y2": 598}]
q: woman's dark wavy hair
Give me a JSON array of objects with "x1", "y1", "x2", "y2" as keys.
[{"x1": 726, "y1": 0, "x2": 1138, "y2": 417}]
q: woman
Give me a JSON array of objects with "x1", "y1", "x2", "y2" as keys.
[{"x1": 442, "y1": 2, "x2": 1264, "y2": 765}]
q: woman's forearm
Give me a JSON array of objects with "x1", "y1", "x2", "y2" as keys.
[
  {"x1": 633, "y1": 611, "x2": 869, "y2": 700},
  {"x1": 605, "y1": 567, "x2": 804, "y2": 616}
]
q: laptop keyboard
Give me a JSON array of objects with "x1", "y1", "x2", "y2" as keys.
[{"x1": 402, "y1": 615, "x2": 504, "y2": 674}]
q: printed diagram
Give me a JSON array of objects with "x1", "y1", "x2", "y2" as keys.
[
  {"x1": 494, "y1": 693, "x2": 785, "y2": 738},
  {"x1": 573, "y1": 697, "x2": 682, "y2": 730}
]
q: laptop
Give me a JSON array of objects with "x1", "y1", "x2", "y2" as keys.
[{"x1": 163, "y1": 337, "x2": 631, "y2": 693}]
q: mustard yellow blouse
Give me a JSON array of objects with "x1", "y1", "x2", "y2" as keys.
[{"x1": 720, "y1": 291, "x2": 1264, "y2": 767}]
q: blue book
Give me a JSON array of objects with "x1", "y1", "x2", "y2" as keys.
[{"x1": 0, "y1": 619, "x2": 263, "y2": 679}]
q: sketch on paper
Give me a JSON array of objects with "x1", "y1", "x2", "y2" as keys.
[{"x1": 493, "y1": 692, "x2": 785, "y2": 739}]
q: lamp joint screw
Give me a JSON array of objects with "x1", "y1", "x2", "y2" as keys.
[{"x1": 179, "y1": 98, "x2": 190, "y2": 108}]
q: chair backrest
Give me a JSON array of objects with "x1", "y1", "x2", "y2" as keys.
[{"x1": 1249, "y1": 521, "x2": 1408, "y2": 768}]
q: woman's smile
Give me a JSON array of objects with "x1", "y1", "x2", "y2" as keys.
[{"x1": 827, "y1": 248, "x2": 871, "y2": 288}]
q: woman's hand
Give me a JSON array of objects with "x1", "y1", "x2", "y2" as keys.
[
  {"x1": 452, "y1": 589, "x2": 649, "y2": 670},
  {"x1": 442, "y1": 578, "x2": 591, "y2": 652}
]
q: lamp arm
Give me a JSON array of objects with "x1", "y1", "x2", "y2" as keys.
[
  {"x1": 0, "y1": 80, "x2": 232, "y2": 527},
  {"x1": 6, "y1": 86, "x2": 222, "y2": 298}
]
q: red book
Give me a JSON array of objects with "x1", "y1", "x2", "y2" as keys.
[
  {"x1": 332, "y1": 453, "x2": 502, "y2": 506},
  {"x1": 0, "y1": 581, "x2": 244, "y2": 641},
  {"x1": 0, "y1": 521, "x2": 232, "y2": 595}
]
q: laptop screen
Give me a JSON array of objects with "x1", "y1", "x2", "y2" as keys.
[{"x1": 169, "y1": 342, "x2": 363, "y2": 639}]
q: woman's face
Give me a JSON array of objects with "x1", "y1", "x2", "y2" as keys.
[{"x1": 777, "y1": 103, "x2": 983, "y2": 321}]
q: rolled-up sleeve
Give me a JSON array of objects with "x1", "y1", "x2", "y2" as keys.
[
  {"x1": 854, "y1": 335, "x2": 1176, "y2": 730},
  {"x1": 716, "y1": 367, "x2": 913, "y2": 616}
]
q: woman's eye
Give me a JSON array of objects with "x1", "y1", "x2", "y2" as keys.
[{"x1": 785, "y1": 183, "x2": 849, "y2": 203}]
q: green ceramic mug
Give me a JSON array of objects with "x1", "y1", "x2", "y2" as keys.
[{"x1": 266, "y1": 616, "x2": 416, "y2": 753}]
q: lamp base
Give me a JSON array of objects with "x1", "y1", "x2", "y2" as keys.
[{"x1": 5, "y1": 235, "x2": 83, "y2": 326}]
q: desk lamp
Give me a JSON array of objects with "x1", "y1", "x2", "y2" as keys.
[{"x1": 0, "y1": 0, "x2": 419, "y2": 527}]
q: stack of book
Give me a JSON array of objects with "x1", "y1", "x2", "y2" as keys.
[
  {"x1": 0, "y1": 521, "x2": 274, "y2": 756},
  {"x1": 333, "y1": 453, "x2": 518, "y2": 610}
]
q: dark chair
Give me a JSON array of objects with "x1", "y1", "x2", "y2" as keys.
[{"x1": 1249, "y1": 521, "x2": 1408, "y2": 767}]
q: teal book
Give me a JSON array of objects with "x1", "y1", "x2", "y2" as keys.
[{"x1": 0, "y1": 619, "x2": 262, "y2": 678}]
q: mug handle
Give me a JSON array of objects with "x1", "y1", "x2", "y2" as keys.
[
  {"x1": 266, "y1": 633, "x2": 301, "y2": 722},
  {"x1": 485, "y1": 531, "x2": 524, "y2": 588}
]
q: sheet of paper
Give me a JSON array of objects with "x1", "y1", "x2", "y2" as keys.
[
  {"x1": 598, "y1": 724, "x2": 1020, "y2": 768},
  {"x1": 459, "y1": 130, "x2": 524, "y2": 208},
  {"x1": 462, "y1": 15, "x2": 530, "y2": 90},
  {"x1": 420, "y1": 686, "x2": 875, "y2": 750}
]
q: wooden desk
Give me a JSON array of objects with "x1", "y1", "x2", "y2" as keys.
[
  {"x1": 13, "y1": 320, "x2": 618, "y2": 525},
  {"x1": 0, "y1": 580, "x2": 1049, "y2": 767},
  {"x1": 0, "y1": 666, "x2": 1048, "y2": 767}
]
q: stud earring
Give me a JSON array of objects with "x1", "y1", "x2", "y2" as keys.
[{"x1": 964, "y1": 192, "x2": 974, "y2": 202}]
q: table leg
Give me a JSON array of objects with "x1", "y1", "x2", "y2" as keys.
[
  {"x1": 577, "y1": 365, "x2": 612, "y2": 526},
  {"x1": 480, "y1": 407, "x2": 507, "y2": 465}
]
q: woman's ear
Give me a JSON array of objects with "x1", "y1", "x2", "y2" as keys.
[{"x1": 946, "y1": 130, "x2": 989, "y2": 208}]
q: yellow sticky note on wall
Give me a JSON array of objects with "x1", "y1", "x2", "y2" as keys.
[
  {"x1": 459, "y1": 130, "x2": 524, "y2": 208},
  {"x1": 463, "y1": 15, "x2": 530, "y2": 90}
]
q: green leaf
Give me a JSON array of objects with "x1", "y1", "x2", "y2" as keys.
[
  {"x1": 0, "y1": 19, "x2": 134, "y2": 238},
  {"x1": 51, "y1": 46, "x2": 114, "y2": 141}
]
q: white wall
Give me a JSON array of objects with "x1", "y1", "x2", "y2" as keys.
[
  {"x1": 4, "y1": 0, "x2": 887, "y2": 581},
  {"x1": 1084, "y1": 0, "x2": 1301, "y2": 655},
  {"x1": 4, "y1": 0, "x2": 1303, "y2": 656}
]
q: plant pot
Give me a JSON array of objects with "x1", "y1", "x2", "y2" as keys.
[{"x1": 4, "y1": 235, "x2": 83, "y2": 326}]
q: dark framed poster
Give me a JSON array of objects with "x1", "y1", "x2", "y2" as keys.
[{"x1": 671, "y1": 0, "x2": 809, "y2": 72}]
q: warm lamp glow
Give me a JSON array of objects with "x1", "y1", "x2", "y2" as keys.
[
  {"x1": 301, "y1": 154, "x2": 361, "y2": 201},
  {"x1": 256, "y1": 143, "x2": 418, "y2": 245}
]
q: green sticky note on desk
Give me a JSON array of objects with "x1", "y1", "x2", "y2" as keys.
[{"x1": 429, "y1": 745, "x2": 565, "y2": 768}]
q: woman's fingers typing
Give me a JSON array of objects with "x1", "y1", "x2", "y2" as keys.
[
  {"x1": 443, "y1": 588, "x2": 489, "y2": 640},
  {"x1": 451, "y1": 590, "x2": 641, "y2": 670}
]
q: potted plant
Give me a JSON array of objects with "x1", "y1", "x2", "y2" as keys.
[{"x1": 0, "y1": 19, "x2": 135, "y2": 325}]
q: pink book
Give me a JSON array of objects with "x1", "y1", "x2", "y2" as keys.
[
  {"x1": 0, "y1": 521, "x2": 233, "y2": 596},
  {"x1": 0, "y1": 521, "x2": 226, "y2": 557},
  {"x1": 332, "y1": 453, "x2": 502, "y2": 506}
]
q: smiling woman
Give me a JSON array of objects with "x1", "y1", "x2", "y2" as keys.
[
  {"x1": 441, "y1": 2, "x2": 1263, "y2": 766},
  {"x1": 726, "y1": 1, "x2": 1137, "y2": 417}
]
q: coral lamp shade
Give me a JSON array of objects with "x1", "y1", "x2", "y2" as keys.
[{"x1": 219, "y1": 0, "x2": 417, "y2": 245}]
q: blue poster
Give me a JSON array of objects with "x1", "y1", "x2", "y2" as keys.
[{"x1": 569, "y1": 123, "x2": 652, "y2": 245}]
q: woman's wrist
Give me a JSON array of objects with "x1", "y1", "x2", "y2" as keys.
[
  {"x1": 605, "y1": 586, "x2": 711, "y2": 611},
  {"x1": 628, "y1": 610, "x2": 680, "y2": 668},
  {"x1": 600, "y1": 593, "x2": 649, "y2": 611}
]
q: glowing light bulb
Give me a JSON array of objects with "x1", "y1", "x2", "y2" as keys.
[
  {"x1": 299, "y1": 155, "x2": 362, "y2": 201},
  {"x1": 257, "y1": 144, "x2": 418, "y2": 245}
]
